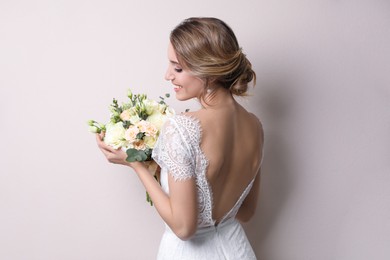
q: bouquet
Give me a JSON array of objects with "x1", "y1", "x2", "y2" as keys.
[{"x1": 88, "y1": 89, "x2": 175, "y2": 205}]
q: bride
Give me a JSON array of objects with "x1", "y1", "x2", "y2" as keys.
[{"x1": 96, "y1": 17, "x2": 264, "y2": 259}]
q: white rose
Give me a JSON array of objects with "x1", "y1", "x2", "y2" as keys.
[
  {"x1": 146, "y1": 107, "x2": 175, "y2": 130},
  {"x1": 104, "y1": 122, "x2": 127, "y2": 149},
  {"x1": 146, "y1": 112, "x2": 167, "y2": 130},
  {"x1": 144, "y1": 136, "x2": 157, "y2": 149},
  {"x1": 157, "y1": 103, "x2": 167, "y2": 114},
  {"x1": 143, "y1": 99, "x2": 159, "y2": 115},
  {"x1": 165, "y1": 106, "x2": 175, "y2": 117},
  {"x1": 129, "y1": 114, "x2": 141, "y2": 125}
]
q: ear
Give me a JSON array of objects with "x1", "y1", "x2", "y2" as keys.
[{"x1": 204, "y1": 77, "x2": 218, "y2": 88}]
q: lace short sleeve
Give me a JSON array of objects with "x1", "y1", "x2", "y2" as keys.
[{"x1": 152, "y1": 116, "x2": 197, "y2": 181}]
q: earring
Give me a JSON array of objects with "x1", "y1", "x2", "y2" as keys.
[{"x1": 206, "y1": 88, "x2": 212, "y2": 94}]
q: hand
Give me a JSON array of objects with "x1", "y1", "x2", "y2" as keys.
[
  {"x1": 95, "y1": 132, "x2": 131, "y2": 166},
  {"x1": 143, "y1": 160, "x2": 161, "y2": 180},
  {"x1": 95, "y1": 133, "x2": 157, "y2": 173}
]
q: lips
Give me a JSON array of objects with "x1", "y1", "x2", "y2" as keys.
[{"x1": 173, "y1": 85, "x2": 183, "y2": 92}]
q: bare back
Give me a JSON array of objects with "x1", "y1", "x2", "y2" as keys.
[{"x1": 188, "y1": 99, "x2": 264, "y2": 222}]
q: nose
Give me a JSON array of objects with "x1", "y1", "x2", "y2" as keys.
[{"x1": 165, "y1": 66, "x2": 174, "y2": 81}]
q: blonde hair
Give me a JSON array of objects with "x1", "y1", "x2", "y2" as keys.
[{"x1": 170, "y1": 17, "x2": 256, "y2": 97}]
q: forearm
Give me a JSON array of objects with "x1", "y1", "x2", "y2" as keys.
[
  {"x1": 131, "y1": 163, "x2": 197, "y2": 240},
  {"x1": 133, "y1": 166, "x2": 173, "y2": 223},
  {"x1": 96, "y1": 133, "x2": 195, "y2": 238}
]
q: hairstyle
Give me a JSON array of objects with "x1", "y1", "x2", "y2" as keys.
[{"x1": 170, "y1": 17, "x2": 256, "y2": 97}]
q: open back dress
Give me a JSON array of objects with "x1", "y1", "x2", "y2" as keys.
[{"x1": 152, "y1": 114, "x2": 258, "y2": 260}]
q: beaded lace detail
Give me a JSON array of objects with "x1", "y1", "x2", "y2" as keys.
[{"x1": 152, "y1": 114, "x2": 254, "y2": 228}]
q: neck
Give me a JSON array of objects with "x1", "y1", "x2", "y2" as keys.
[{"x1": 199, "y1": 87, "x2": 235, "y2": 109}]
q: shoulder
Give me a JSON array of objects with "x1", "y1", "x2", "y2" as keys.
[
  {"x1": 235, "y1": 102, "x2": 263, "y2": 132},
  {"x1": 249, "y1": 112, "x2": 263, "y2": 131},
  {"x1": 164, "y1": 113, "x2": 202, "y2": 145},
  {"x1": 235, "y1": 104, "x2": 264, "y2": 144},
  {"x1": 247, "y1": 112, "x2": 264, "y2": 141}
]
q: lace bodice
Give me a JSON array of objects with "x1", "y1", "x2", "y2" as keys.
[{"x1": 152, "y1": 115, "x2": 255, "y2": 228}]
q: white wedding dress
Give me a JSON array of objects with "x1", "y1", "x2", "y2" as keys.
[{"x1": 152, "y1": 115, "x2": 257, "y2": 260}]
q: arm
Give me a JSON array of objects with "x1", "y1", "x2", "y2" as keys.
[
  {"x1": 96, "y1": 133, "x2": 198, "y2": 240},
  {"x1": 131, "y1": 162, "x2": 198, "y2": 240},
  {"x1": 236, "y1": 169, "x2": 261, "y2": 223}
]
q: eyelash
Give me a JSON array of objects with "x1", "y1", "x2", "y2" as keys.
[{"x1": 174, "y1": 68, "x2": 183, "y2": 73}]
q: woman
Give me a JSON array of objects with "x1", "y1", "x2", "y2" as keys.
[{"x1": 96, "y1": 17, "x2": 264, "y2": 259}]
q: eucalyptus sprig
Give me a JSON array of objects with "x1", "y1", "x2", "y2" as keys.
[{"x1": 87, "y1": 120, "x2": 106, "y2": 134}]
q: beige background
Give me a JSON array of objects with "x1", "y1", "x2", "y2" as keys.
[{"x1": 1, "y1": 0, "x2": 389, "y2": 259}]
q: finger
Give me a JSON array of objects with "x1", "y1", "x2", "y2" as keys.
[
  {"x1": 99, "y1": 148, "x2": 112, "y2": 158},
  {"x1": 95, "y1": 132, "x2": 106, "y2": 143},
  {"x1": 105, "y1": 145, "x2": 121, "y2": 154},
  {"x1": 95, "y1": 134, "x2": 114, "y2": 151},
  {"x1": 95, "y1": 133, "x2": 104, "y2": 144},
  {"x1": 99, "y1": 145, "x2": 120, "y2": 160}
]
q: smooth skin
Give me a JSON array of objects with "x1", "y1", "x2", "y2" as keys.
[{"x1": 96, "y1": 42, "x2": 264, "y2": 240}]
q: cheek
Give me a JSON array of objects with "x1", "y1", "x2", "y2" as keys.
[
  {"x1": 179, "y1": 72, "x2": 205, "y2": 90},
  {"x1": 194, "y1": 79, "x2": 205, "y2": 90}
]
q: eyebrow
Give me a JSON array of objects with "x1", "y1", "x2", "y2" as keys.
[{"x1": 170, "y1": 60, "x2": 181, "y2": 66}]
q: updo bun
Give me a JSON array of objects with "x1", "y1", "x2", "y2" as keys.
[
  {"x1": 224, "y1": 50, "x2": 256, "y2": 96},
  {"x1": 170, "y1": 17, "x2": 256, "y2": 97}
]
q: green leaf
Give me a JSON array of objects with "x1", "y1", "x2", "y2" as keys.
[
  {"x1": 122, "y1": 121, "x2": 131, "y2": 128},
  {"x1": 146, "y1": 191, "x2": 153, "y2": 206},
  {"x1": 136, "y1": 132, "x2": 145, "y2": 139},
  {"x1": 126, "y1": 148, "x2": 148, "y2": 162}
]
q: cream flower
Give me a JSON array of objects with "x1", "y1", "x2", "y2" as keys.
[
  {"x1": 120, "y1": 109, "x2": 132, "y2": 121},
  {"x1": 129, "y1": 114, "x2": 141, "y2": 125},
  {"x1": 143, "y1": 99, "x2": 159, "y2": 115},
  {"x1": 136, "y1": 120, "x2": 158, "y2": 137},
  {"x1": 157, "y1": 103, "x2": 167, "y2": 114},
  {"x1": 125, "y1": 125, "x2": 140, "y2": 143},
  {"x1": 104, "y1": 122, "x2": 127, "y2": 149},
  {"x1": 144, "y1": 136, "x2": 157, "y2": 149},
  {"x1": 129, "y1": 107, "x2": 138, "y2": 115},
  {"x1": 147, "y1": 112, "x2": 168, "y2": 130},
  {"x1": 165, "y1": 107, "x2": 175, "y2": 117},
  {"x1": 133, "y1": 139, "x2": 146, "y2": 150}
]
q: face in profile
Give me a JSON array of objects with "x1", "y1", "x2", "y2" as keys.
[{"x1": 165, "y1": 43, "x2": 205, "y2": 101}]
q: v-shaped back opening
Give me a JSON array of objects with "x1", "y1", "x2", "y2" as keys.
[
  {"x1": 179, "y1": 114, "x2": 259, "y2": 226},
  {"x1": 214, "y1": 177, "x2": 256, "y2": 226}
]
